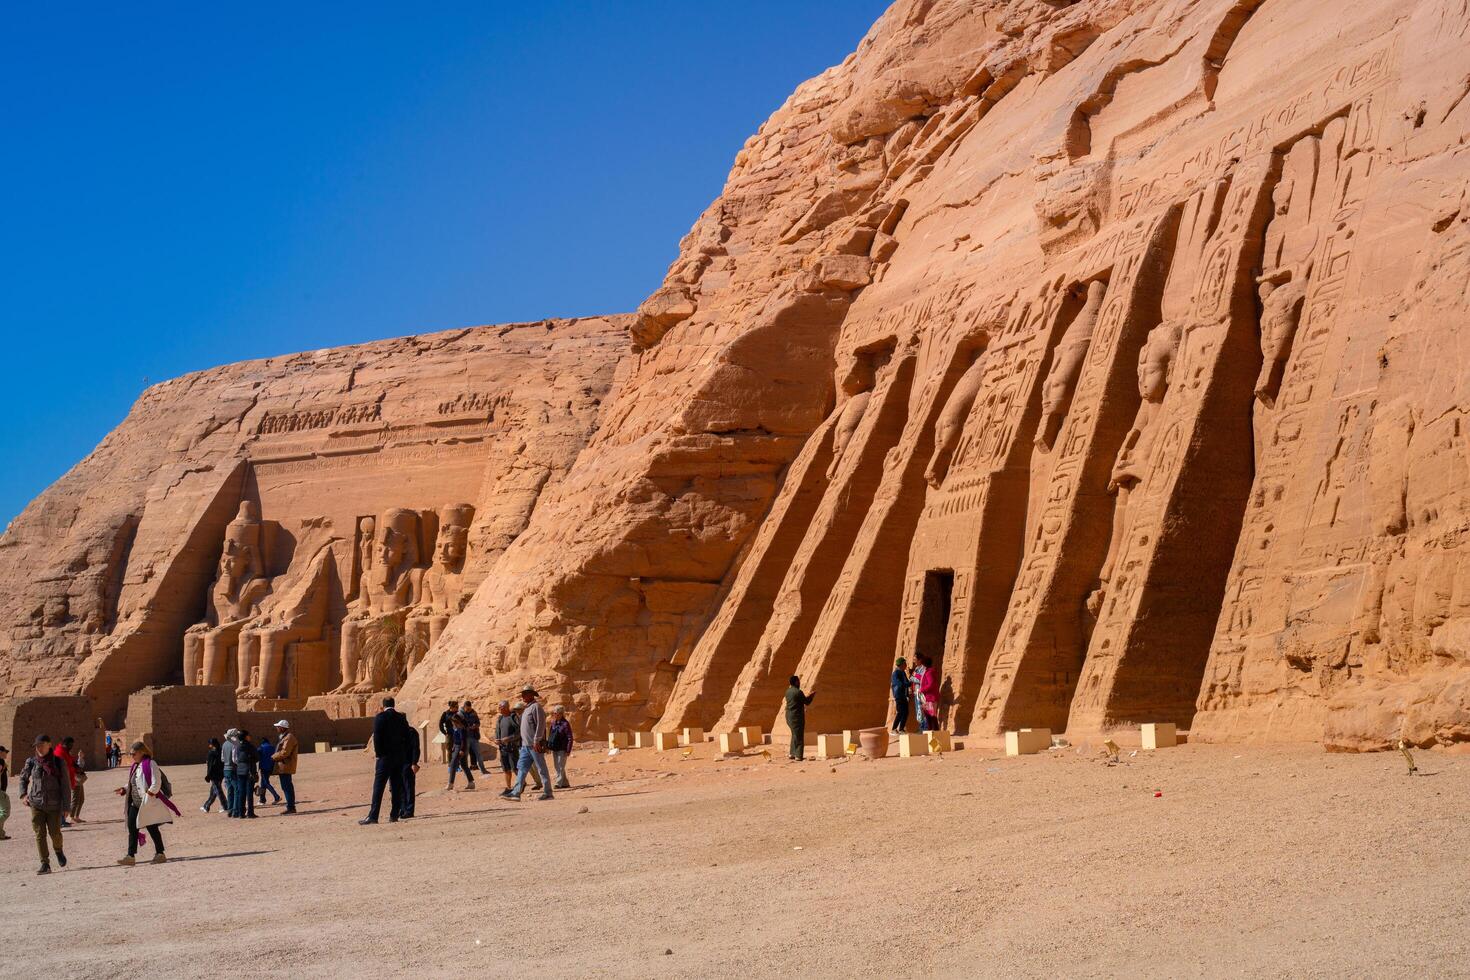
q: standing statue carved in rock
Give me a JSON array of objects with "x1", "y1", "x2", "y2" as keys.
[
  {"x1": 183, "y1": 502, "x2": 272, "y2": 689},
  {"x1": 1254, "y1": 260, "x2": 1313, "y2": 404},
  {"x1": 333, "y1": 508, "x2": 424, "y2": 694},
  {"x1": 408, "y1": 503, "x2": 476, "y2": 657},
  {"x1": 827, "y1": 347, "x2": 885, "y2": 479},
  {"x1": 1037, "y1": 279, "x2": 1106, "y2": 450},
  {"x1": 925, "y1": 343, "x2": 990, "y2": 488},
  {"x1": 1087, "y1": 321, "x2": 1183, "y2": 614}
]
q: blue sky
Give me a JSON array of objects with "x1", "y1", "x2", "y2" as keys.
[{"x1": 0, "y1": 1, "x2": 890, "y2": 529}]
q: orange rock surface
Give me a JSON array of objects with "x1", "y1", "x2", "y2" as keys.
[{"x1": 10, "y1": 0, "x2": 1470, "y2": 751}]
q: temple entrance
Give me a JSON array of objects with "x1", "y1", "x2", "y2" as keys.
[{"x1": 913, "y1": 569, "x2": 953, "y2": 724}]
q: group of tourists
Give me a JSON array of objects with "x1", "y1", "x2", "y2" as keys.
[
  {"x1": 6, "y1": 732, "x2": 184, "y2": 874},
  {"x1": 101, "y1": 735, "x2": 124, "y2": 768},
  {"x1": 202, "y1": 722, "x2": 299, "y2": 818},
  {"x1": 360, "y1": 688, "x2": 576, "y2": 824},
  {"x1": 891, "y1": 655, "x2": 941, "y2": 732}
]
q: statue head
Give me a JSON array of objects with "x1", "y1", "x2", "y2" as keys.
[
  {"x1": 435, "y1": 503, "x2": 474, "y2": 569},
  {"x1": 1138, "y1": 323, "x2": 1181, "y2": 403},
  {"x1": 378, "y1": 509, "x2": 419, "y2": 572},
  {"x1": 220, "y1": 501, "x2": 263, "y2": 581}
]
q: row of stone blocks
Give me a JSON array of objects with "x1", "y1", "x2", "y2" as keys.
[
  {"x1": 606, "y1": 726, "x2": 766, "y2": 752},
  {"x1": 1004, "y1": 723, "x2": 1179, "y2": 756}
]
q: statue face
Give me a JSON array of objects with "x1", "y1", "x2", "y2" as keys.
[
  {"x1": 1138, "y1": 335, "x2": 1173, "y2": 402},
  {"x1": 379, "y1": 527, "x2": 406, "y2": 568},
  {"x1": 221, "y1": 539, "x2": 251, "y2": 579},
  {"x1": 437, "y1": 529, "x2": 467, "y2": 567}
]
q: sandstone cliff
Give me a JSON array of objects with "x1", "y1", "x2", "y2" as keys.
[{"x1": 11, "y1": 0, "x2": 1470, "y2": 751}]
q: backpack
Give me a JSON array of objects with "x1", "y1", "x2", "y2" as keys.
[{"x1": 143, "y1": 759, "x2": 173, "y2": 799}]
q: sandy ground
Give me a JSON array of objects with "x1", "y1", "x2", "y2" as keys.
[{"x1": 2, "y1": 734, "x2": 1468, "y2": 978}]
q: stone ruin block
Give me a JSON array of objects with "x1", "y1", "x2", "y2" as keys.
[
  {"x1": 681, "y1": 727, "x2": 705, "y2": 746},
  {"x1": 926, "y1": 730, "x2": 953, "y2": 752},
  {"x1": 653, "y1": 731, "x2": 680, "y2": 751},
  {"x1": 897, "y1": 732, "x2": 929, "y2": 757},
  {"x1": 1141, "y1": 722, "x2": 1177, "y2": 750},
  {"x1": 718, "y1": 732, "x2": 745, "y2": 754},
  {"x1": 815, "y1": 733, "x2": 845, "y2": 759},
  {"x1": 314, "y1": 741, "x2": 332, "y2": 753},
  {"x1": 607, "y1": 731, "x2": 631, "y2": 749},
  {"x1": 1005, "y1": 728, "x2": 1052, "y2": 756},
  {"x1": 633, "y1": 732, "x2": 651, "y2": 748},
  {"x1": 739, "y1": 725, "x2": 764, "y2": 746},
  {"x1": 0, "y1": 696, "x2": 105, "y2": 775}
]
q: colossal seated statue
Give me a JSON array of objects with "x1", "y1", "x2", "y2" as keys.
[
  {"x1": 183, "y1": 502, "x2": 271, "y2": 689},
  {"x1": 408, "y1": 503, "x2": 476, "y2": 655},
  {"x1": 334, "y1": 508, "x2": 425, "y2": 694}
]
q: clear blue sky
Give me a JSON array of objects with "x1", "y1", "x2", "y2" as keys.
[{"x1": 0, "y1": 2, "x2": 890, "y2": 529}]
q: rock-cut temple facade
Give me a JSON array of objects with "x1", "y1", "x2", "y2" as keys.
[{"x1": 4, "y1": 0, "x2": 1470, "y2": 753}]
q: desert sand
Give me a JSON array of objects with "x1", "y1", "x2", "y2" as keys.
[{"x1": 3, "y1": 739, "x2": 1466, "y2": 978}]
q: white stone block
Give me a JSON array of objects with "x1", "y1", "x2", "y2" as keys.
[
  {"x1": 1005, "y1": 728, "x2": 1051, "y2": 756},
  {"x1": 653, "y1": 731, "x2": 680, "y2": 751},
  {"x1": 815, "y1": 734, "x2": 844, "y2": 759},
  {"x1": 681, "y1": 727, "x2": 705, "y2": 746},
  {"x1": 1141, "y1": 722, "x2": 1178, "y2": 750},
  {"x1": 718, "y1": 732, "x2": 745, "y2": 754},
  {"x1": 897, "y1": 733, "x2": 929, "y2": 757},
  {"x1": 607, "y1": 732, "x2": 630, "y2": 749}
]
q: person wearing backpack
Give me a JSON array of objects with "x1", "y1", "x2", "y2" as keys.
[
  {"x1": 257, "y1": 734, "x2": 282, "y2": 806},
  {"x1": 19, "y1": 734, "x2": 71, "y2": 874},
  {"x1": 547, "y1": 705, "x2": 574, "y2": 790},
  {"x1": 201, "y1": 737, "x2": 229, "y2": 813},
  {"x1": 221, "y1": 728, "x2": 240, "y2": 817},
  {"x1": 114, "y1": 740, "x2": 177, "y2": 865},
  {"x1": 236, "y1": 732, "x2": 259, "y2": 818}
]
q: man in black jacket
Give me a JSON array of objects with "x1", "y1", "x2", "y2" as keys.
[
  {"x1": 437, "y1": 700, "x2": 459, "y2": 764},
  {"x1": 398, "y1": 715, "x2": 421, "y2": 820},
  {"x1": 361, "y1": 697, "x2": 415, "y2": 825}
]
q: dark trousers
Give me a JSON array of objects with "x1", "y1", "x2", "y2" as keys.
[
  {"x1": 367, "y1": 757, "x2": 405, "y2": 821},
  {"x1": 229, "y1": 773, "x2": 252, "y2": 816},
  {"x1": 126, "y1": 802, "x2": 164, "y2": 856},
  {"x1": 31, "y1": 807, "x2": 63, "y2": 865},
  {"x1": 204, "y1": 778, "x2": 229, "y2": 811},
  {"x1": 788, "y1": 719, "x2": 805, "y2": 760},
  {"x1": 399, "y1": 764, "x2": 416, "y2": 818},
  {"x1": 278, "y1": 773, "x2": 296, "y2": 810},
  {"x1": 258, "y1": 773, "x2": 281, "y2": 804},
  {"x1": 892, "y1": 695, "x2": 910, "y2": 732}
]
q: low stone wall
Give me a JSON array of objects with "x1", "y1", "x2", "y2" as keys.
[
  {"x1": 123, "y1": 685, "x2": 374, "y2": 766},
  {"x1": 0, "y1": 696, "x2": 106, "y2": 775}
]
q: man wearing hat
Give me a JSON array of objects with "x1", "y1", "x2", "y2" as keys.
[
  {"x1": 270, "y1": 720, "x2": 299, "y2": 814},
  {"x1": 502, "y1": 685, "x2": 553, "y2": 801},
  {"x1": 220, "y1": 729, "x2": 240, "y2": 816},
  {"x1": 19, "y1": 734, "x2": 70, "y2": 873}
]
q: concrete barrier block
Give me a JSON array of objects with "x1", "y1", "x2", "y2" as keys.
[
  {"x1": 681, "y1": 727, "x2": 705, "y2": 746},
  {"x1": 738, "y1": 726, "x2": 763, "y2": 747},
  {"x1": 314, "y1": 741, "x2": 332, "y2": 753},
  {"x1": 632, "y1": 732, "x2": 651, "y2": 748},
  {"x1": 898, "y1": 733, "x2": 929, "y2": 757},
  {"x1": 926, "y1": 730, "x2": 953, "y2": 753},
  {"x1": 815, "y1": 734, "x2": 845, "y2": 759},
  {"x1": 1141, "y1": 722, "x2": 1177, "y2": 750},
  {"x1": 607, "y1": 732, "x2": 630, "y2": 749},
  {"x1": 1004, "y1": 728, "x2": 1051, "y2": 756},
  {"x1": 718, "y1": 732, "x2": 745, "y2": 754},
  {"x1": 653, "y1": 732, "x2": 680, "y2": 751}
]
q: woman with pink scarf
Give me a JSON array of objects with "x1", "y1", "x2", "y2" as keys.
[
  {"x1": 113, "y1": 741, "x2": 179, "y2": 865},
  {"x1": 918, "y1": 654, "x2": 941, "y2": 732}
]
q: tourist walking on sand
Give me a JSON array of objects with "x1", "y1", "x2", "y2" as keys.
[
  {"x1": 784, "y1": 676, "x2": 815, "y2": 761},
  {"x1": 70, "y1": 748, "x2": 89, "y2": 823},
  {"x1": 890, "y1": 657, "x2": 910, "y2": 733},
  {"x1": 462, "y1": 700, "x2": 491, "y2": 775},
  {"x1": 503, "y1": 685, "x2": 552, "y2": 801},
  {"x1": 20, "y1": 734, "x2": 70, "y2": 874},
  {"x1": 547, "y1": 705, "x2": 574, "y2": 790},
  {"x1": 919, "y1": 654, "x2": 941, "y2": 732},
  {"x1": 52, "y1": 736, "x2": 80, "y2": 827},
  {"x1": 362, "y1": 697, "x2": 416, "y2": 824},
  {"x1": 257, "y1": 733, "x2": 282, "y2": 806},
  {"x1": 221, "y1": 728, "x2": 240, "y2": 816},
  {"x1": 202, "y1": 737, "x2": 229, "y2": 813},
  {"x1": 447, "y1": 714, "x2": 476, "y2": 790},
  {"x1": 115, "y1": 741, "x2": 176, "y2": 865},
  {"x1": 0, "y1": 744, "x2": 10, "y2": 841},
  {"x1": 271, "y1": 720, "x2": 299, "y2": 814},
  {"x1": 494, "y1": 700, "x2": 519, "y2": 792},
  {"x1": 239, "y1": 731, "x2": 260, "y2": 818},
  {"x1": 438, "y1": 700, "x2": 459, "y2": 761}
]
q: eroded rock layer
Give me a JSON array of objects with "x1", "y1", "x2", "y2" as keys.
[{"x1": 9, "y1": 0, "x2": 1470, "y2": 750}]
